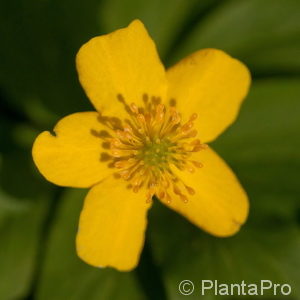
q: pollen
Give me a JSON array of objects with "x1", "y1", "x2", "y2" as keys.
[{"x1": 108, "y1": 94, "x2": 207, "y2": 204}]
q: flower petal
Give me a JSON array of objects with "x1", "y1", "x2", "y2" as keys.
[
  {"x1": 160, "y1": 147, "x2": 249, "y2": 237},
  {"x1": 32, "y1": 112, "x2": 114, "y2": 188},
  {"x1": 76, "y1": 176, "x2": 151, "y2": 271},
  {"x1": 76, "y1": 19, "x2": 167, "y2": 118},
  {"x1": 167, "y1": 49, "x2": 251, "y2": 143}
]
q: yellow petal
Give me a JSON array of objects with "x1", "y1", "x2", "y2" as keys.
[
  {"x1": 160, "y1": 147, "x2": 249, "y2": 237},
  {"x1": 76, "y1": 176, "x2": 151, "y2": 271},
  {"x1": 32, "y1": 112, "x2": 114, "y2": 188},
  {"x1": 167, "y1": 49, "x2": 251, "y2": 143},
  {"x1": 76, "y1": 19, "x2": 167, "y2": 118}
]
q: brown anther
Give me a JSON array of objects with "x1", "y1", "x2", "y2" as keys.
[
  {"x1": 180, "y1": 195, "x2": 188, "y2": 203},
  {"x1": 171, "y1": 111, "x2": 180, "y2": 124},
  {"x1": 123, "y1": 124, "x2": 133, "y2": 133},
  {"x1": 185, "y1": 185, "x2": 195, "y2": 195},
  {"x1": 173, "y1": 185, "x2": 182, "y2": 196},
  {"x1": 159, "y1": 191, "x2": 165, "y2": 199},
  {"x1": 190, "y1": 113, "x2": 198, "y2": 121},
  {"x1": 111, "y1": 150, "x2": 122, "y2": 157},
  {"x1": 186, "y1": 129, "x2": 197, "y2": 138},
  {"x1": 193, "y1": 144, "x2": 205, "y2": 151},
  {"x1": 137, "y1": 114, "x2": 146, "y2": 123},
  {"x1": 117, "y1": 94, "x2": 125, "y2": 102},
  {"x1": 191, "y1": 161, "x2": 203, "y2": 168},
  {"x1": 186, "y1": 165, "x2": 195, "y2": 173},
  {"x1": 130, "y1": 103, "x2": 139, "y2": 114},
  {"x1": 133, "y1": 186, "x2": 139, "y2": 193},
  {"x1": 120, "y1": 170, "x2": 131, "y2": 179},
  {"x1": 182, "y1": 121, "x2": 193, "y2": 132},
  {"x1": 132, "y1": 178, "x2": 142, "y2": 187},
  {"x1": 116, "y1": 130, "x2": 126, "y2": 140},
  {"x1": 190, "y1": 139, "x2": 201, "y2": 145},
  {"x1": 111, "y1": 138, "x2": 122, "y2": 147},
  {"x1": 143, "y1": 93, "x2": 149, "y2": 102},
  {"x1": 155, "y1": 104, "x2": 165, "y2": 121},
  {"x1": 169, "y1": 98, "x2": 176, "y2": 107},
  {"x1": 146, "y1": 191, "x2": 154, "y2": 203},
  {"x1": 114, "y1": 161, "x2": 124, "y2": 168}
]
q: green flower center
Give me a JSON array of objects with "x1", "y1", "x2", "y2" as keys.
[{"x1": 141, "y1": 139, "x2": 172, "y2": 167}]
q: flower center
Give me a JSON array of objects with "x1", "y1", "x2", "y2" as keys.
[
  {"x1": 140, "y1": 139, "x2": 171, "y2": 166},
  {"x1": 104, "y1": 94, "x2": 207, "y2": 203}
]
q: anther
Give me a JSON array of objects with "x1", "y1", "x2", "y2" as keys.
[
  {"x1": 185, "y1": 185, "x2": 195, "y2": 195},
  {"x1": 123, "y1": 124, "x2": 133, "y2": 133},
  {"x1": 180, "y1": 195, "x2": 188, "y2": 203},
  {"x1": 191, "y1": 161, "x2": 203, "y2": 168},
  {"x1": 190, "y1": 113, "x2": 198, "y2": 121},
  {"x1": 117, "y1": 93, "x2": 125, "y2": 102},
  {"x1": 182, "y1": 121, "x2": 193, "y2": 132},
  {"x1": 137, "y1": 114, "x2": 146, "y2": 123},
  {"x1": 130, "y1": 103, "x2": 139, "y2": 114},
  {"x1": 186, "y1": 165, "x2": 195, "y2": 173},
  {"x1": 143, "y1": 93, "x2": 149, "y2": 103}
]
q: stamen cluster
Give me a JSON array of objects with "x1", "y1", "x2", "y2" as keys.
[{"x1": 110, "y1": 95, "x2": 207, "y2": 203}]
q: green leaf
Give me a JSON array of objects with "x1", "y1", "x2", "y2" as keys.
[
  {"x1": 170, "y1": 0, "x2": 300, "y2": 74},
  {"x1": 36, "y1": 188, "x2": 146, "y2": 300},
  {"x1": 213, "y1": 78, "x2": 300, "y2": 219},
  {"x1": 148, "y1": 78, "x2": 300, "y2": 299},
  {"x1": 0, "y1": 149, "x2": 50, "y2": 199},
  {"x1": 0, "y1": 0, "x2": 102, "y2": 126},
  {"x1": 100, "y1": 0, "x2": 217, "y2": 58},
  {"x1": 149, "y1": 204, "x2": 300, "y2": 299},
  {"x1": 0, "y1": 134, "x2": 54, "y2": 299},
  {"x1": 0, "y1": 194, "x2": 50, "y2": 300}
]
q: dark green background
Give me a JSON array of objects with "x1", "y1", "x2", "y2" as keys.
[{"x1": 0, "y1": 0, "x2": 300, "y2": 299}]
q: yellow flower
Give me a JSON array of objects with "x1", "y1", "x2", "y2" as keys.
[{"x1": 32, "y1": 20, "x2": 251, "y2": 271}]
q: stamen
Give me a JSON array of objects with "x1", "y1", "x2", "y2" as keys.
[
  {"x1": 130, "y1": 103, "x2": 139, "y2": 114},
  {"x1": 107, "y1": 95, "x2": 207, "y2": 203}
]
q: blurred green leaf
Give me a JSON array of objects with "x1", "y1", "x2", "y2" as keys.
[
  {"x1": 0, "y1": 0, "x2": 102, "y2": 127},
  {"x1": 0, "y1": 188, "x2": 30, "y2": 212},
  {"x1": 100, "y1": 0, "x2": 217, "y2": 58},
  {"x1": 36, "y1": 189, "x2": 146, "y2": 300},
  {"x1": 170, "y1": 0, "x2": 300, "y2": 74},
  {"x1": 0, "y1": 149, "x2": 50, "y2": 199},
  {"x1": 11, "y1": 123, "x2": 39, "y2": 149},
  {"x1": 149, "y1": 203, "x2": 300, "y2": 300},
  {"x1": 0, "y1": 195, "x2": 50, "y2": 300},
  {"x1": 0, "y1": 116, "x2": 15, "y2": 154},
  {"x1": 148, "y1": 78, "x2": 300, "y2": 299},
  {"x1": 213, "y1": 78, "x2": 300, "y2": 219}
]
